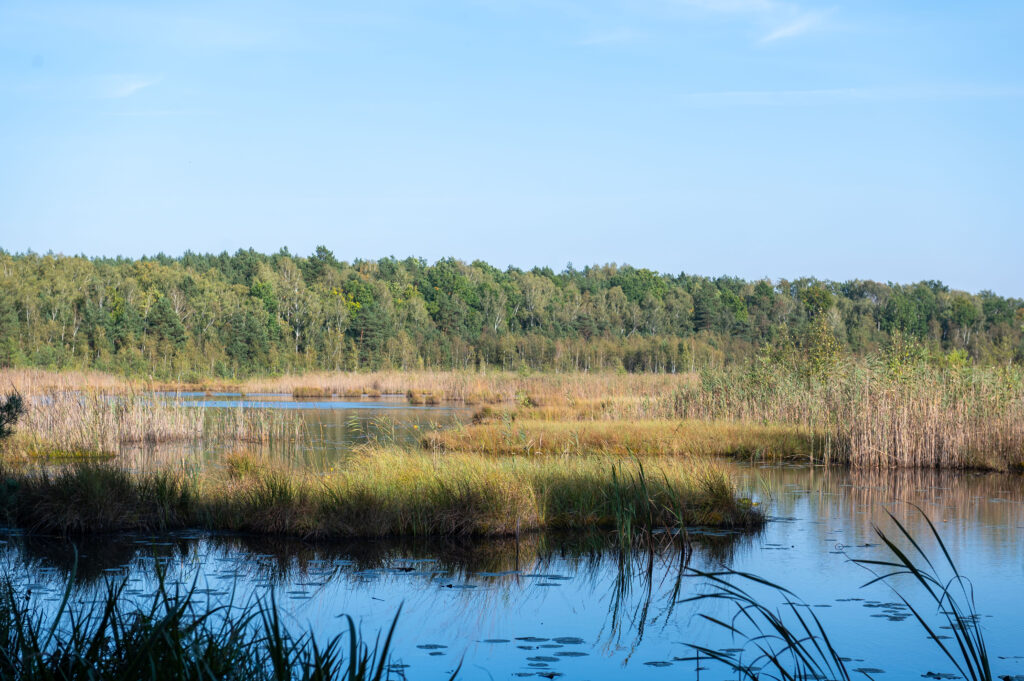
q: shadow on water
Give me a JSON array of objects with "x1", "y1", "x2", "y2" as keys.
[
  {"x1": 3, "y1": 526, "x2": 753, "y2": 587},
  {"x1": 1, "y1": 525, "x2": 759, "y2": 667}
]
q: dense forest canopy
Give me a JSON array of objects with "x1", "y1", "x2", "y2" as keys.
[{"x1": 1, "y1": 248, "x2": 1021, "y2": 379}]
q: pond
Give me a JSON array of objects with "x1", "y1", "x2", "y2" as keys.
[
  {"x1": 124, "y1": 392, "x2": 473, "y2": 470},
  {"x1": 5, "y1": 399, "x2": 1024, "y2": 679}
]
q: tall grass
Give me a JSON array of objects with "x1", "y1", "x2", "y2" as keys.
[
  {"x1": 674, "y1": 363, "x2": 1024, "y2": 469},
  {"x1": 0, "y1": 450, "x2": 761, "y2": 537},
  {"x1": 3, "y1": 391, "x2": 305, "y2": 458},
  {"x1": 0, "y1": 569, "x2": 448, "y2": 681},
  {"x1": 426, "y1": 418, "x2": 816, "y2": 459},
  {"x1": 5, "y1": 362, "x2": 1021, "y2": 469}
]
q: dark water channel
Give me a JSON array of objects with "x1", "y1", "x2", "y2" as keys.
[{"x1": 4, "y1": 397, "x2": 1024, "y2": 679}]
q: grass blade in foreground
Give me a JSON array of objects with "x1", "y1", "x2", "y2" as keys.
[
  {"x1": 853, "y1": 505, "x2": 991, "y2": 681},
  {"x1": 683, "y1": 507, "x2": 992, "y2": 680},
  {"x1": 0, "y1": 568, "x2": 429, "y2": 681}
]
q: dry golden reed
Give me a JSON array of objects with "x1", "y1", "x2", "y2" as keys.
[
  {"x1": 4, "y1": 363, "x2": 1022, "y2": 469},
  {"x1": 4, "y1": 390, "x2": 305, "y2": 457}
]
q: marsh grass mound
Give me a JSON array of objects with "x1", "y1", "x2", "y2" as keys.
[
  {"x1": 426, "y1": 418, "x2": 818, "y2": 461},
  {"x1": 0, "y1": 450, "x2": 760, "y2": 539}
]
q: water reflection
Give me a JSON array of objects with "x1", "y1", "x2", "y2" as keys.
[
  {"x1": 121, "y1": 393, "x2": 471, "y2": 471},
  {"x1": 3, "y1": 461, "x2": 1023, "y2": 679}
]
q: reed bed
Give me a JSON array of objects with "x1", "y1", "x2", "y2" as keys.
[
  {"x1": 0, "y1": 368, "x2": 138, "y2": 395},
  {"x1": 5, "y1": 362, "x2": 1022, "y2": 469},
  {"x1": 426, "y1": 418, "x2": 816, "y2": 459},
  {"x1": 0, "y1": 450, "x2": 761, "y2": 538},
  {"x1": 670, "y1": 364, "x2": 1024, "y2": 469},
  {"x1": 3, "y1": 391, "x2": 305, "y2": 458}
]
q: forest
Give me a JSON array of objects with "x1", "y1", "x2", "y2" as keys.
[{"x1": 1, "y1": 247, "x2": 1021, "y2": 379}]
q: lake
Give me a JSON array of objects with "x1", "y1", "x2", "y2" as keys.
[{"x1": 4, "y1": 396, "x2": 1023, "y2": 679}]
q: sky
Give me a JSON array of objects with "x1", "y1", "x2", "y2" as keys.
[{"x1": 1, "y1": 1, "x2": 1022, "y2": 296}]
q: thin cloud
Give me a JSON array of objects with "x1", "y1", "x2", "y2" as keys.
[
  {"x1": 676, "y1": 0, "x2": 783, "y2": 13},
  {"x1": 101, "y1": 75, "x2": 159, "y2": 99},
  {"x1": 671, "y1": 0, "x2": 831, "y2": 43},
  {"x1": 760, "y1": 11, "x2": 825, "y2": 43},
  {"x1": 105, "y1": 109, "x2": 209, "y2": 117}
]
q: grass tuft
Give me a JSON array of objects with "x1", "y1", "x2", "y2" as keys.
[{"x1": 0, "y1": 450, "x2": 761, "y2": 538}]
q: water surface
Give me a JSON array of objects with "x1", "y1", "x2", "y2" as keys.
[{"x1": 8, "y1": 399, "x2": 1024, "y2": 679}]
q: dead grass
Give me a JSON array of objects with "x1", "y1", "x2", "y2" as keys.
[
  {"x1": 2, "y1": 390, "x2": 305, "y2": 458},
  {"x1": 425, "y1": 418, "x2": 818, "y2": 460},
  {"x1": 5, "y1": 364, "x2": 1022, "y2": 470}
]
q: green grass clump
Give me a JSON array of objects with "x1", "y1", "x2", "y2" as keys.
[
  {"x1": 0, "y1": 449, "x2": 761, "y2": 538},
  {"x1": 0, "y1": 571, "x2": 443, "y2": 681},
  {"x1": 292, "y1": 386, "x2": 332, "y2": 398},
  {"x1": 1, "y1": 465, "x2": 193, "y2": 534}
]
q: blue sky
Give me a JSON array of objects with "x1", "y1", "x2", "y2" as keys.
[{"x1": 1, "y1": 1, "x2": 1022, "y2": 296}]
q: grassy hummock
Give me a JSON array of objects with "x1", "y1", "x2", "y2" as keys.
[
  {"x1": 0, "y1": 449, "x2": 760, "y2": 538},
  {"x1": 425, "y1": 418, "x2": 818, "y2": 460}
]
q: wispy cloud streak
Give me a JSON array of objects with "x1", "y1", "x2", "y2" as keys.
[
  {"x1": 672, "y1": 0, "x2": 830, "y2": 43},
  {"x1": 101, "y1": 75, "x2": 159, "y2": 99},
  {"x1": 760, "y1": 11, "x2": 826, "y2": 43}
]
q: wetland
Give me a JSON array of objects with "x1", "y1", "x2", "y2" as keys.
[{"x1": 2, "y1": 384, "x2": 1023, "y2": 679}]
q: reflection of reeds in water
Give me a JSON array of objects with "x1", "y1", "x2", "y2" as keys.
[
  {"x1": 6, "y1": 526, "x2": 731, "y2": 667},
  {"x1": 6, "y1": 391, "x2": 305, "y2": 457},
  {"x1": 738, "y1": 463, "x2": 1024, "y2": 561}
]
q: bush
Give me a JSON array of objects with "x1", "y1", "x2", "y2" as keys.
[{"x1": 0, "y1": 391, "x2": 25, "y2": 439}]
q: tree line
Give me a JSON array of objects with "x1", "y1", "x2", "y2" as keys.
[{"x1": 1, "y1": 247, "x2": 1021, "y2": 378}]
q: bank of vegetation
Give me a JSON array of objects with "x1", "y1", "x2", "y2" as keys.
[
  {"x1": 3, "y1": 349, "x2": 1023, "y2": 470},
  {"x1": 435, "y1": 359, "x2": 1024, "y2": 470},
  {"x1": 0, "y1": 450, "x2": 759, "y2": 538},
  {"x1": 1, "y1": 389, "x2": 305, "y2": 459}
]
